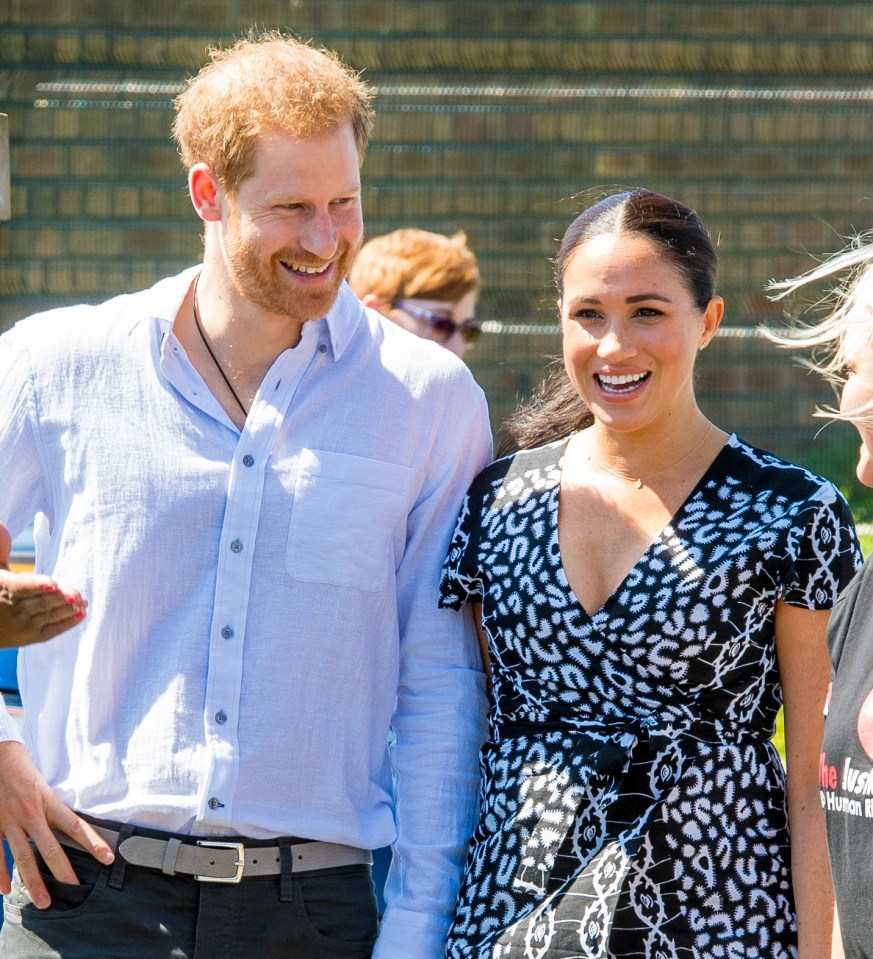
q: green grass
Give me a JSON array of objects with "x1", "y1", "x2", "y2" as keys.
[{"x1": 773, "y1": 711, "x2": 786, "y2": 764}]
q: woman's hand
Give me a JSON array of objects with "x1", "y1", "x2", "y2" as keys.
[{"x1": 0, "y1": 525, "x2": 87, "y2": 647}]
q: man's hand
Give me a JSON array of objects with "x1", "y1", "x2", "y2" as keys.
[
  {"x1": 0, "y1": 525, "x2": 87, "y2": 648},
  {"x1": 0, "y1": 741, "x2": 114, "y2": 906}
]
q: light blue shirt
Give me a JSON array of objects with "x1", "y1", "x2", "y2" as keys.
[{"x1": 0, "y1": 267, "x2": 493, "y2": 957}]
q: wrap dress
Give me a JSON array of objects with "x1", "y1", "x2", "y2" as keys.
[{"x1": 439, "y1": 434, "x2": 860, "y2": 958}]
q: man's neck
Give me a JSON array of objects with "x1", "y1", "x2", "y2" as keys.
[{"x1": 173, "y1": 272, "x2": 305, "y2": 428}]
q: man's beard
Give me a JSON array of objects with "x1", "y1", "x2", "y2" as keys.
[{"x1": 224, "y1": 223, "x2": 360, "y2": 325}]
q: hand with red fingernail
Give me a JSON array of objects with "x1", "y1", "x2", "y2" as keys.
[{"x1": 0, "y1": 525, "x2": 88, "y2": 648}]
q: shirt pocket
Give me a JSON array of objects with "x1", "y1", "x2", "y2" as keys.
[{"x1": 285, "y1": 448, "x2": 413, "y2": 592}]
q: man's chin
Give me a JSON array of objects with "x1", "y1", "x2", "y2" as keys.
[
  {"x1": 290, "y1": 284, "x2": 344, "y2": 323},
  {"x1": 258, "y1": 280, "x2": 343, "y2": 325}
]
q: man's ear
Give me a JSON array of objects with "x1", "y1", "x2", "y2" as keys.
[{"x1": 188, "y1": 164, "x2": 224, "y2": 223}]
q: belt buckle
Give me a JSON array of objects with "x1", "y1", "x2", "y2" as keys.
[{"x1": 194, "y1": 840, "x2": 245, "y2": 883}]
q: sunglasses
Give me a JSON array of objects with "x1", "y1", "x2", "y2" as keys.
[{"x1": 392, "y1": 301, "x2": 482, "y2": 346}]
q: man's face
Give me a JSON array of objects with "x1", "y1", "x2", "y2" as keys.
[{"x1": 221, "y1": 123, "x2": 364, "y2": 324}]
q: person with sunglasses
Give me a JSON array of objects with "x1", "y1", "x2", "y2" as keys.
[{"x1": 348, "y1": 228, "x2": 482, "y2": 358}]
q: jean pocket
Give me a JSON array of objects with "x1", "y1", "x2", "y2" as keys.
[
  {"x1": 293, "y1": 866, "x2": 379, "y2": 955},
  {"x1": 286, "y1": 449, "x2": 412, "y2": 591},
  {"x1": 9, "y1": 847, "x2": 107, "y2": 919}
]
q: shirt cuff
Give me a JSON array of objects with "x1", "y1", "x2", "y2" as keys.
[{"x1": 373, "y1": 905, "x2": 451, "y2": 959}]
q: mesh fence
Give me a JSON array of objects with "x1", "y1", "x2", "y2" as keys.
[{"x1": 2, "y1": 1, "x2": 873, "y2": 497}]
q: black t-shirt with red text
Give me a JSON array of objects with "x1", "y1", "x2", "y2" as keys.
[{"x1": 822, "y1": 554, "x2": 873, "y2": 958}]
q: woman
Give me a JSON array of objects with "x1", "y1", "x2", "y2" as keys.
[
  {"x1": 439, "y1": 189, "x2": 860, "y2": 958},
  {"x1": 771, "y1": 245, "x2": 873, "y2": 959}
]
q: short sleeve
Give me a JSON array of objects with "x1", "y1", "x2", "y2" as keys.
[
  {"x1": 781, "y1": 487, "x2": 862, "y2": 609},
  {"x1": 439, "y1": 486, "x2": 484, "y2": 610}
]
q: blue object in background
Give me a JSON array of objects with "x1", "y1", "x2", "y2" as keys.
[
  {"x1": 0, "y1": 650, "x2": 17, "y2": 696},
  {"x1": 373, "y1": 846, "x2": 390, "y2": 915}
]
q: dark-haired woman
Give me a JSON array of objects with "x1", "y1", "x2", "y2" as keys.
[{"x1": 439, "y1": 190, "x2": 860, "y2": 958}]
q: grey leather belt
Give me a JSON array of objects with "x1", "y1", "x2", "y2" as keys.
[{"x1": 55, "y1": 824, "x2": 372, "y2": 884}]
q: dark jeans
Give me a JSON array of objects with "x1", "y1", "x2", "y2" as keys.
[{"x1": 0, "y1": 842, "x2": 378, "y2": 958}]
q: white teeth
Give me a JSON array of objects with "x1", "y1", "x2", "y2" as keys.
[
  {"x1": 285, "y1": 262, "x2": 329, "y2": 275},
  {"x1": 598, "y1": 372, "x2": 647, "y2": 386}
]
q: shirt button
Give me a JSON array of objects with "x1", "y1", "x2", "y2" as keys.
[
  {"x1": 221, "y1": 625, "x2": 234, "y2": 640},
  {"x1": 208, "y1": 797, "x2": 224, "y2": 810},
  {"x1": 242, "y1": 454, "x2": 254, "y2": 467},
  {"x1": 230, "y1": 539, "x2": 243, "y2": 553},
  {"x1": 318, "y1": 343, "x2": 328, "y2": 354},
  {"x1": 215, "y1": 710, "x2": 227, "y2": 724}
]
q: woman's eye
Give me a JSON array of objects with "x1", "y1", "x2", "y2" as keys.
[{"x1": 635, "y1": 307, "x2": 663, "y2": 319}]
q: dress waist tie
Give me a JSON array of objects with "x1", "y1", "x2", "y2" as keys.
[{"x1": 492, "y1": 714, "x2": 768, "y2": 897}]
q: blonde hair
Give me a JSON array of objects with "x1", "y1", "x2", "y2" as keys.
[
  {"x1": 767, "y1": 237, "x2": 873, "y2": 424},
  {"x1": 173, "y1": 31, "x2": 374, "y2": 194},
  {"x1": 348, "y1": 228, "x2": 480, "y2": 303}
]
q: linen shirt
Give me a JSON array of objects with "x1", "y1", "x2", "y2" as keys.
[{"x1": 0, "y1": 267, "x2": 493, "y2": 958}]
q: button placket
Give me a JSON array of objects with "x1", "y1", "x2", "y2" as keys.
[
  {"x1": 203, "y1": 443, "x2": 264, "y2": 826},
  {"x1": 200, "y1": 335, "x2": 322, "y2": 828}
]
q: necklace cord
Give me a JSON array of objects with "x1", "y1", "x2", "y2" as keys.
[
  {"x1": 588, "y1": 422, "x2": 715, "y2": 489},
  {"x1": 192, "y1": 279, "x2": 248, "y2": 419}
]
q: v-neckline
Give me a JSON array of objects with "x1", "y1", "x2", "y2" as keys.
[{"x1": 554, "y1": 433, "x2": 734, "y2": 622}]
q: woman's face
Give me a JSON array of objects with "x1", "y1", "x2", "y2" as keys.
[
  {"x1": 559, "y1": 231, "x2": 723, "y2": 435},
  {"x1": 840, "y1": 332, "x2": 873, "y2": 486}
]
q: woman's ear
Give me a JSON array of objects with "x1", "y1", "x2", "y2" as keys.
[
  {"x1": 699, "y1": 295, "x2": 725, "y2": 349},
  {"x1": 361, "y1": 294, "x2": 392, "y2": 317}
]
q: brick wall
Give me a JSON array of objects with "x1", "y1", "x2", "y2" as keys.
[{"x1": 2, "y1": 0, "x2": 871, "y2": 470}]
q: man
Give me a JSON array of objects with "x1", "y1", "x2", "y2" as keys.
[
  {"x1": 0, "y1": 33, "x2": 491, "y2": 959},
  {"x1": 348, "y1": 228, "x2": 482, "y2": 359}
]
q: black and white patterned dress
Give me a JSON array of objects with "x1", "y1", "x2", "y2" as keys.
[{"x1": 439, "y1": 434, "x2": 860, "y2": 959}]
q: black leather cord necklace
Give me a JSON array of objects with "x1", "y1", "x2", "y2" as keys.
[{"x1": 191, "y1": 279, "x2": 248, "y2": 419}]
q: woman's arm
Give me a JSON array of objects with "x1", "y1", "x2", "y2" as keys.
[{"x1": 775, "y1": 600, "x2": 834, "y2": 959}]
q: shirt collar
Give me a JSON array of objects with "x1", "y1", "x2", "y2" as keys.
[
  {"x1": 134, "y1": 266, "x2": 201, "y2": 338},
  {"x1": 321, "y1": 281, "x2": 365, "y2": 360}
]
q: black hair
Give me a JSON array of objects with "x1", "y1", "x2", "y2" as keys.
[{"x1": 499, "y1": 189, "x2": 718, "y2": 454}]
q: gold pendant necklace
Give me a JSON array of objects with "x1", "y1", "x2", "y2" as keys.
[{"x1": 587, "y1": 423, "x2": 715, "y2": 489}]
